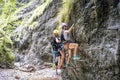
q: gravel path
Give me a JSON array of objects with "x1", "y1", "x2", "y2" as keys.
[{"x1": 0, "y1": 68, "x2": 62, "y2": 80}]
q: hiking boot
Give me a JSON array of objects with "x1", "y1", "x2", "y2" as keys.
[{"x1": 73, "y1": 55, "x2": 80, "y2": 60}]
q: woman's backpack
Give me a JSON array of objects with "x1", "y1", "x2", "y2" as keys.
[
  {"x1": 60, "y1": 31, "x2": 65, "y2": 42},
  {"x1": 51, "y1": 38, "x2": 58, "y2": 51}
]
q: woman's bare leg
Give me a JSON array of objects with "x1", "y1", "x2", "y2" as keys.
[
  {"x1": 69, "y1": 43, "x2": 78, "y2": 55},
  {"x1": 73, "y1": 43, "x2": 78, "y2": 55},
  {"x1": 67, "y1": 49, "x2": 72, "y2": 64},
  {"x1": 65, "y1": 43, "x2": 79, "y2": 65},
  {"x1": 60, "y1": 50, "x2": 65, "y2": 67},
  {"x1": 57, "y1": 56, "x2": 61, "y2": 68}
]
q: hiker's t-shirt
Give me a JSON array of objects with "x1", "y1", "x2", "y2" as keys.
[{"x1": 63, "y1": 30, "x2": 71, "y2": 41}]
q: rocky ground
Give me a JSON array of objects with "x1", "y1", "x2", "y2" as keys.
[{"x1": 0, "y1": 64, "x2": 63, "y2": 80}]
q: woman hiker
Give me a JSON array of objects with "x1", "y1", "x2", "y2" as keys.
[
  {"x1": 52, "y1": 30, "x2": 66, "y2": 69},
  {"x1": 61, "y1": 23, "x2": 80, "y2": 67}
]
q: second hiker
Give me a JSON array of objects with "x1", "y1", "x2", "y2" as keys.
[{"x1": 52, "y1": 30, "x2": 65, "y2": 69}]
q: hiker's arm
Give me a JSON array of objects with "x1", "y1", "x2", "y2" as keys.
[
  {"x1": 55, "y1": 38, "x2": 61, "y2": 43},
  {"x1": 66, "y1": 24, "x2": 74, "y2": 34}
]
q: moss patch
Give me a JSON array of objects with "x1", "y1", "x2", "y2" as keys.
[{"x1": 57, "y1": 0, "x2": 77, "y2": 34}]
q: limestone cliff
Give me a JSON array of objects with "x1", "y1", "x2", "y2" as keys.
[{"x1": 0, "y1": 0, "x2": 119, "y2": 80}]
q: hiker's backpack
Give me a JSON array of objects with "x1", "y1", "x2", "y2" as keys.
[
  {"x1": 51, "y1": 38, "x2": 58, "y2": 51},
  {"x1": 60, "y1": 31, "x2": 65, "y2": 42}
]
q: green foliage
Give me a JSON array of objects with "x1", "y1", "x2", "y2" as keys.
[
  {"x1": 0, "y1": 0, "x2": 17, "y2": 68},
  {"x1": 13, "y1": 0, "x2": 35, "y2": 16},
  {"x1": 0, "y1": 31, "x2": 15, "y2": 68},
  {"x1": 29, "y1": 21, "x2": 38, "y2": 30},
  {"x1": 28, "y1": 0, "x2": 53, "y2": 29},
  {"x1": 0, "y1": 0, "x2": 54, "y2": 68},
  {"x1": 0, "y1": 0, "x2": 4, "y2": 4},
  {"x1": 57, "y1": 0, "x2": 77, "y2": 33}
]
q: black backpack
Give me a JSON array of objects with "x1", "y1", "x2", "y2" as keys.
[
  {"x1": 51, "y1": 38, "x2": 58, "y2": 51},
  {"x1": 60, "y1": 31, "x2": 65, "y2": 42}
]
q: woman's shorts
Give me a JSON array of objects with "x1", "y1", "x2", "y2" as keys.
[
  {"x1": 58, "y1": 43, "x2": 64, "y2": 51},
  {"x1": 51, "y1": 50, "x2": 61, "y2": 57}
]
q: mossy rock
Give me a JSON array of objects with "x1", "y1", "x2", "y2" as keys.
[{"x1": 0, "y1": 49, "x2": 15, "y2": 68}]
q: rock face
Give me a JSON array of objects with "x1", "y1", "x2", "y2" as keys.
[
  {"x1": 66, "y1": 0, "x2": 120, "y2": 80},
  {"x1": 13, "y1": 0, "x2": 120, "y2": 80},
  {"x1": 14, "y1": 0, "x2": 62, "y2": 66}
]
